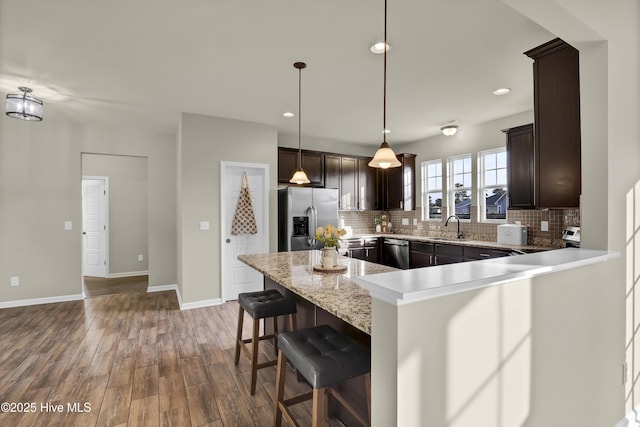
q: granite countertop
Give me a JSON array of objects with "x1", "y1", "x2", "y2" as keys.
[
  {"x1": 345, "y1": 233, "x2": 551, "y2": 252},
  {"x1": 237, "y1": 250, "x2": 397, "y2": 335}
]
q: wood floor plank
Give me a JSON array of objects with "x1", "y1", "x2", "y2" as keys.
[
  {"x1": 129, "y1": 395, "x2": 160, "y2": 427},
  {"x1": 0, "y1": 288, "x2": 355, "y2": 427},
  {"x1": 185, "y1": 382, "x2": 221, "y2": 426}
]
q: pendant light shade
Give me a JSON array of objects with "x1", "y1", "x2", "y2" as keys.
[
  {"x1": 6, "y1": 87, "x2": 43, "y2": 121},
  {"x1": 289, "y1": 62, "x2": 311, "y2": 185},
  {"x1": 369, "y1": 0, "x2": 401, "y2": 169}
]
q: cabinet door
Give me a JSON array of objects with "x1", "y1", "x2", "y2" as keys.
[
  {"x1": 301, "y1": 151, "x2": 325, "y2": 187},
  {"x1": 278, "y1": 148, "x2": 299, "y2": 183},
  {"x1": 383, "y1": 153, "x2": 416, "y2": 211},
  {"x1": 505, "y1": 124, "x2": 535, "y2": 209},
  {"x1": 525, "y1": 38, "x2": 581, "y2": 208},
  {"x1": 358, "y1": 158, "x2": 378, "y2": 210},
  {"x1": 325, "y1": 155, "x2": 341, "y2": 192},
  {"x1": 340, "y1": 157, "x2": 358, "y2": 210},
  {"x1": 278, "y1": 147, "x2": 325, "y2": 187},
  {"x1": 434, "y1": 244, "x2": 464, "y2": 265},
  {"x1": 464, "y1": 246, "x2": 511, "y2": 261}
]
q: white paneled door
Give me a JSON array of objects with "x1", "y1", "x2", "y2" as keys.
[
  {"x1": 82, "y1": 177, "x2": 108, "y2": 278},
  {"x1": 220, "y1": 162, "x2": 269, "y2": 301}
]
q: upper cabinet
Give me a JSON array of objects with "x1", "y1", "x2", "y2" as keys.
[
  {"x1": 325, "y1": 155, "x2": 377, "y2": 210},
  {"x1": 278, "y1": 147, "x2": 414, "y2": 211},
  {"x1": 524, "y1": 38, "x2": 581, "y2": 208},
  {"x1": 504, "y1": 124, "x2": 535, "y2": 209},
  {"x1": 380, "y1": 153, "x2": 416, "y2": 211},
  {"x1": 277, "y1": 147, "x2": 325, "y2": 187}
]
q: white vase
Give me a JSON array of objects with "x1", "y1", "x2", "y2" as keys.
[{"x1": 322, "y1": 246, "x2": 338, "y2": 268}]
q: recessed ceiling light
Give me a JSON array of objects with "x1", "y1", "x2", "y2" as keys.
[
  {"x1": 492, "y1": 88, "x2": 511, "y2": 96},
  {"x1": 283, "y1": 111, "x2": 294, "y2": 118},
  {"x1": 382, "y1": 128, "x2": 390, "y2": 134},
  {"x1": 370, "y1": 42, "x2": 391, "y2": 54}
]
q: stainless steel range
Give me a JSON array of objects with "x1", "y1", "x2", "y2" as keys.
[{"x1": 562, "y1": 226, "x2": 580, "y2": 247}]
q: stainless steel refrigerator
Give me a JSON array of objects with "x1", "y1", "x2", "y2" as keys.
[{"x1": 278, "y1": 187, "x2": 339, "y2": 251}]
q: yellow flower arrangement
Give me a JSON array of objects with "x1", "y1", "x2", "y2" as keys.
[{"x1": 315, "y1": 224, "x2": 346, "y2": 248}]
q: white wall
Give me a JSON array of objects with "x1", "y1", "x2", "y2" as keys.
[
  {"x1": 177, "y1": 113, "x2": 278, "y2": 305},
  {"x1": 372, "y1": 258, "x2": 621, "y2": 427},
  {"x1": 0, "y1": 105, "x2": 177, "y2": 304}
]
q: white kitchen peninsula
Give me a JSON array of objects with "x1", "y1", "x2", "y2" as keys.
[{"x1": 353, "y1": 248, "x2": 620, "y2": 427}]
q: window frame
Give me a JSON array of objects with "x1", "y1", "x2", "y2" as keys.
[
  {"x1": 477, "y1": 147, "x2": 508, "y2": 223},
  {"x1": 421, "y1": 159, "x2": 443, "y2": 221},
  {"x1": 447, "y1": 154, "x2": 473, "y2": 222}
]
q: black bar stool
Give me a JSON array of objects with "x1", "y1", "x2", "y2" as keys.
[
  {"x1": 273, "y1": 324, "x2": 371, "y2": 427},
  {"x1": 235, "y1": 289, "x2": 297, "y2": 395}
]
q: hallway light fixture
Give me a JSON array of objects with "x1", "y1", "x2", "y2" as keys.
[
  {"x1": 369, "y1": 0, "x2": 401, "y2": 169},
  {"x1": 289, "y1": 62, "x2": 311, "y2": 185},
  {"x1": 441, "y1": 125, "x2": 458, "y2": 136},
  {"x1": 6, "y1": 86, "x2": 43, "y2": 121}
]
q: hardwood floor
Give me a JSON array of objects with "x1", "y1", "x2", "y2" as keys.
[
  {"x1": 0, "y1": 291, "x2": 320, "y2": 426},
  {"x1": 83, "y1": 276, "x2": 148, "y2": 298}
]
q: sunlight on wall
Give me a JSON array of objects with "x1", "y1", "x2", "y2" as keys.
[
  {"x1": 624, "y1": 181, "x2": 640, "y2": 420},
  {"x1": 447, "y1": 282, "x2": 531, "y2": 427}
]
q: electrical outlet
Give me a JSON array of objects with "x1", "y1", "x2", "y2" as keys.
[
  {"x1": 541, "y1": 220, "x2": 549, "y2": 232},
  {"x1": 10, "y1": 276, "x2": 19, "y2": 286},
  {"x1": 401, "y1": 218, "x2": 409, "y2": 226},
  {"x1": 199, "y1": 221, "x2": 210, "y2": 231},
  {"x1": 138, "y1": 254, "x2": 144, "y2": 261},
  {"x1": 413, "y1": 218, "x2": 418, "y2": 226},
  {"x1": 64, "y1": 220, "x2": 72, "y2": 230}
]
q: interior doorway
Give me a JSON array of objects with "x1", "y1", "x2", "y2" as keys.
[
  {"x1": 82, "y1": 176, "x2": 109, "y2": 278},
  {"x1": 81, "y1": 153, "x2": 149, "y2": 296}
]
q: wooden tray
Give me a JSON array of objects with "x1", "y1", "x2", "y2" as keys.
[{"x1": 313, "y1": 264, "x2": 347, "y2": 273}]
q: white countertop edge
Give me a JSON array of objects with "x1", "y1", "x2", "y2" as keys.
[{"x1": 354, "y1": 248, "x2": 619, "y2": 306}]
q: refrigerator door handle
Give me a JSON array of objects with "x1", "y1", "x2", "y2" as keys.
[{"x1": 307, "y1": 206, "x2": 316, "y2": 247}]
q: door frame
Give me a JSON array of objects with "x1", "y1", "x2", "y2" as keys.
[
  {"x1": 82, "y1": 175, "x2": 110, "y2": 278},
  {"x1": 220, "y1": 161, "x2": 270, "y2": 302}
]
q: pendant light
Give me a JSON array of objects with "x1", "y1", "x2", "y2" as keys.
[
  {"x1": 289, "y1": 62, "x2": 311, "y2": 184},
  {"x1": 6, "y1": 87, "x2": 43, "y2": 121},
  {"x1": 369, "y1": 0, "x2": 401, "y2": 169}
]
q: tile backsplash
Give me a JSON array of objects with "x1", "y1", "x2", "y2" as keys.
[{"x1": 339, "y1": 207, "x2": 580, "y2": 248}]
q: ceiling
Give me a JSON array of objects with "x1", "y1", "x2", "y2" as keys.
[{"x1": 0, "y1": 0, "x2": 554, "y2": 145}]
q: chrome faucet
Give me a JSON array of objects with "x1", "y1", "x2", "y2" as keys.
[{"x1": 444, "y1": 214, "x2": 463, "y2": 239}]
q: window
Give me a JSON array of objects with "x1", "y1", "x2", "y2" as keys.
[
  {"x1": 478, "y1": 148, "x2": 507, "y2": 221},
  {"x1": 421, "y1": 159, "x2": 443, "y2": 220},
  {"x1": 447, "y1": 154, "x2": 472, "y2": 220}
]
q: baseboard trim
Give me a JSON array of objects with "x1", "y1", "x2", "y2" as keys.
[
  {"x1": 0, "y1": 293, "x2": 84, "y2": 310},
  {"x1": 147, "y1": 284, "x2": 178, "y2": 293},
  {"x1": 108, "y1": 271, "x2": 149, "y2": 279},
  {"x1": 180, "y1": 298, "x2": 224, "y2": 310}
]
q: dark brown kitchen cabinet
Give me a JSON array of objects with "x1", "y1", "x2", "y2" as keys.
[
  {"x1": 524, "y1": 38, "x2": 581, "y2": 208},
  {"x1": 463, "y1": 246, "x2": 512, "y2": 261},
  {"x1": 324, "y1": 155, "x2": 358, "y2": 210},
  {"x1": 277, "y1": 147, "x2": 325, "y2": 187},
  {"x1": 410, "y1": 241, "x2": 435, "y2": 268},
  {"x1": 434, "y1": 244, "x2": 465, "y2": 265},
  {"x1": 504, "y1": 124, "x2": 535, "y2": 209},
  {"x1": 380, "y1": 153, "x2": 416, "y2": 211},
  {"x1": 325, "y1": 155, "x2": 376, "y2": 210},
  {"x1": 358, "y1": 158, "x2": 379, "y2": 210}
]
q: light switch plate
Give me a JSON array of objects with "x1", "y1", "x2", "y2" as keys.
[
  {"x1": 10, "y1": 276, "x2": 19, "y2": 286},
  {"x1": 64, "y1": 221, "x2": 72, "y2": 230},
  {"x1": 402, "y1": 218, "x2": 409, "y2": 226},
  {"x1": 138, "y1": 254, "x2": 144, "y2": 261},
  {"x1": 541, "y1": 220, "x2": 549, "y2": 232},
  {"x1": 413, "y1": 218, "x2": 418, "y2": 226},
  {"x1": 199, "y1": 221, "x2": 210, "y2": 231}
]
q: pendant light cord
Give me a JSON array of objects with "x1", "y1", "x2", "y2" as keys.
[
  {"x1": 383, "y1": 0, "x2": 387, "y2": 145},
  {"x1": 298, "y1": 65, "x2": 302, "y2": 168}
]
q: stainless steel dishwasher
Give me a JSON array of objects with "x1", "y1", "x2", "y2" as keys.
[{"x1": 382, "y1": 238, "x2": 409, "y2": 269}]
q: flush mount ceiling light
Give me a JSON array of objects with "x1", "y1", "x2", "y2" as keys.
[
  {"x1": 492, "y1": 87, "x2": 511, "y2": 95},
  {"x1": 370, "y1": 41, "x2": 391, "y2": 54},
  {"x1": 289, "y1": 62, "x2": 311, "y2": 185},
  {"x1": 282, "y1": 111, "x2": 294, "y2": 118},
  {"x1": 369, "y1": 0, "x2": 401, "y2": 169},
  {"x1": 6, "y1": 86, "x2": 43, "y2": 121},
  {"x1": 441, "y1": 125, "x2": 458, "y2": 136}
]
